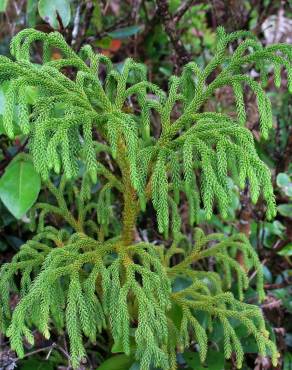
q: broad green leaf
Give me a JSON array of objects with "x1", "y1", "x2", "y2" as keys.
[
  {"x1": 262, "y1": 221, "x2": 286, "y2": 248},
  {"x1": 129, "y1": 363, "x2": 140, "y2": 370},
  {"x1": 208, "y1": 321, "x2": 224, "y2": 343},
  {"x1": 241, "y1": 336, "x2": 260, "y2": 353},
  {"x1": 184, "y1": 352, "x2": 203, "y2": 369},
  {"x1": 5, "y1": 235, "x2": 24, "y2": 249},
  {"x1": 38, "y1": 0, "x2": 71, "y2": 29},
  {"x1": 26, "y1": 0, "x2": 38, "y2": 27},
  {"x1": 276, "y1": 172, "x2": 292, "y2": 196},
  {"x1": 19, "y1": 358, "x2": 54, "y2": 370},
  {"x1": 285, "y1": 333, "x2": 292, "y2": 347},
  {"x1": 167, "y1": 302, "x2": 183, "y2": 329},
  {"x1": 277, "y1": 204, "x2": 292, "y2": 218},
  {"x1": 0, "y1": 159, "x2": 41, "y2": 219},
  {"x1": 284, "y1": 353, "x2": 292, "y2": 370},
  {"x1": 111, "y1": 340, "x2": 124, "y2": 353},
  {"x1": 94, "y1": 36, "x2": 112, "y2": 49},
  {"x1": 273, "y1": 288, "x2": 292, "y2": 313},
  {"x1": 92, "y1": 1, "x2": 102, "y2": 31},
  {"x1": 0, "y1": 201, "x2": 15, "y2": 226},
  {"x1": 262, "y1": 265, "x2": 273, "y2": 283},
  {"x1": 278, "y1": 243, "x2": 292, "y2": 256},
  {"x1": 97, "y1": 354, "x2": 134, "y2": 370},
  {"x1": 206, "y1": 351, "x2": 226, "y2": 370},
  {"x1": 184, "y1": 350, "x2": 225, "y2": 370},
  {"x1": 159, "y1": 66, "x2": 172, "y2": 77},
  {"x1": 172, "y1": 276, "x2": 192, "y2": 292},
  {"x1": 108, "y1": 25, "x2": 143, "y2": 39},
  {"x1": 277, "y1": 172, "x2": 290, "y2": 187},
  {"x1": 270, "y1": 220, "x2": 286, "y2": 237},
  {"x1": 0, "y1": 240, "x2": 7, "y2": 251},
  {"x1": 111, "y1": 336, "x2": 136, "y2": 354},
  {"x1": 0, "y1": 0, "x2": 8, "y2": 12}
]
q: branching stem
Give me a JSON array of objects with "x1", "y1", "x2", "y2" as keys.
[{"x1": 116, "y1": 139, "x2": 139, "y2": 246}]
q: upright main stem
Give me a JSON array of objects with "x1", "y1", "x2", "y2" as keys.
[
  {"x1": 122, "y1": 183, "x2": 138, "y2": 245},
  {"x1": 117, "y1": 139, "x2": 139, "y2": 246}
]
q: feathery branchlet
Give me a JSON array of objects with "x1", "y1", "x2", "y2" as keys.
[{"x1": 0, "y1": 26, "x2": 290, "y2": 369}]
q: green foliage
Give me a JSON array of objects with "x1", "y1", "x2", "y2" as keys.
[
  {"x1": 1, "y1": 27, "x2": 290, "y2": 224},
  {"x1": 0, "y1": 206, "x2": 279, "y2": 369},
  {"x1": 0, "y1": 26, "x2": 291, "y2": 369}
]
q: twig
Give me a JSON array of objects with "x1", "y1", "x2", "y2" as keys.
[
  {"x1": 73, "y1": 2, "x2": 95, "y2": 51},
  {"x1": 56, "y1": 343, "x2": 71, "y2": 361},
  {"x1": 13, "y1": 342, "x2": 72, "y2": 366},
  {"x1": 16, "y1": 345, "x2": 53, "y2": 360},
  {"x1": 63, "y1": 335, "x2": 71, "y2": 364},
  {"x1": 174, "y1": 0, "x2": 197, "y2": 23},
  {"x1": 253, "y1": 0, "x2": 279, "y2": 35},
  {"x1": 45, "y1": 345, "x2": 54, "y2": 360},
  {"x1": 81, "y1": 16, "x2": 130, "y2": 47},
  {"x1": 156, "y1": 0, "x2": 192, "y2": 73},
  {"x1": 71, "y1": 4, "x2": 81, "y2": 45},
  {"x1": 249, "y1": 258, "x2": 267, "y2": 282},
  {"x1": 209, "y1": 0, "x2": 249, "y2": 32},
  {"x1": 261, "y1": 299, "x2": 282, "y2": 309},
  {"x1": 131, "y1": 0, "x2": 142, "y2": 21},
  {"x1": 264, "y1": 281, "x2": 292, "y2": 290},
  {"x1": 102, "y1": 0, "x2": 111, "y2": 15}
]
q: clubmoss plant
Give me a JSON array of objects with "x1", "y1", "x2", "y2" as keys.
[{"x1": 0, "y1": 27, "x2": 291, "y2": 369}]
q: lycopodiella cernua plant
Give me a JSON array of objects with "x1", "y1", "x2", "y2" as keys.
[{"x1": 0, "y1": 27, "x2": 291, "y2": 369}]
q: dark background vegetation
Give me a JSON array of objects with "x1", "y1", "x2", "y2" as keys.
[{"x1": 0, "y1": 1, "x2": 291, "y2": 369}]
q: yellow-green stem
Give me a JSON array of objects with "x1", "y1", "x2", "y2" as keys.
[{"x1": 116, "y1": 139, "x2": 139, "y2": 246}]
